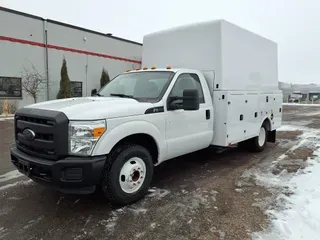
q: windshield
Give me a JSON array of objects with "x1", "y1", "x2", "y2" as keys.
[{"x1": 98, "y1": 71, "x2": 174, "y2": 102}]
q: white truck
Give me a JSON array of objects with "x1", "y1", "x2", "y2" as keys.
[{"x1": 10, "y1": 20, "x2": 282, "y2": 205}]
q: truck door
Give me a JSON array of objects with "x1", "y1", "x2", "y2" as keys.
[{"x1": 165, "y1": 73, "x2": 213, "y2": 159}]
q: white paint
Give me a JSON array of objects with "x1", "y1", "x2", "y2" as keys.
[
  {"x1": 7, "y1": 195, "x2": 28, "y2": 200},
  {"x1": 146, "y1": 188, "x2": 170, "y2": 199},
  {"x1": 0, "y1": 227, "x2": 8, "y2": 240},
  {"x1": 0, "y1": 179, "x2": 33, "y2": 191},
  {"x1": 0, "y1": 170, "x2": 23, "y2": 183},
  {"x1": 23, "y1": 216, "x2": 44, "y2": 229},
  {"x1": 0, "y1": 117, "x2": 14, "y2": 121},
  {"x1": 142, "y1": 20, "x2": 279, "y2": 91},
  {"x1": 25, "y1": 97, "x2": 153, "y2": 120},
  {"x1": 283, "y1": 103, "x2": 320, "y2": 107}
]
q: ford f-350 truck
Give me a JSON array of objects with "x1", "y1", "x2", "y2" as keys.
[{"x1": 10, "y1": 20, "x2": 282, "y2": 205}]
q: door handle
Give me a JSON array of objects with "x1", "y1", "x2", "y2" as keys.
[{"x1": 206, "y1": 110, "x2": 210, "y2": 120}]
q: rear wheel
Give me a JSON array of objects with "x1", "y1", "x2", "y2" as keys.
[
  {"x1": 250, "y1": 124, "x2": 267, "y2": 152},
  {"x1": 101, "y1": 144, "x2": 154, "y2": 205}
]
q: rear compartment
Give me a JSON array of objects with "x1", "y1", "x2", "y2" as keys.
[
  {"x1": 211, "y1": 90, "x2": 282, "y2": 146},
  {"x1": 142, "y1": 19, "x2": 278, "y2": 92}
]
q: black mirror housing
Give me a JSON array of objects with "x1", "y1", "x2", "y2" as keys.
[
  {"x1": 91, "y1": 89, "x2": 97, "y2": 96},
  {"x1": 183, "y1": 89, "x2": 199, "y2": 111}
]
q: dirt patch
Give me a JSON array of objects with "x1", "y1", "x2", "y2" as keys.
[
  {"x1": 286, "y1": 147, "x2": 315, "y2": 160},
  {"x1": 306, "y1": 119, "x2": 320, "y2": 129},
  {"x1": 272, "y1": 159, "x2": 308, "y2": 174},
  {"x1": 210, "y1": 184, "x2": 270, "y2": 240},
  {"x1": 277, "y1": 130, "x2": 303, "y2": 140},
  {"x1": 271, "y1": 147, "x2": 314, "y2": 175}
]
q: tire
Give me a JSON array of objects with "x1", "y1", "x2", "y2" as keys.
[
  {"x1": 101, "y1": 143, "x2": 154, "y2": 205},
  {"x1": 250, "y1": 124, "x2": 268, "y2": 152}
]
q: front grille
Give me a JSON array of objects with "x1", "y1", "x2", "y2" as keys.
[{"x1": 14, "y1": 108, "x2": 69, "y2": 160}]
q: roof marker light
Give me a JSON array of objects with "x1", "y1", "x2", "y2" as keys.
[
  {"x1": 151, "y1": 66, "x2": 156, "y2": 70},
  {"x1": 166, "y1": 66, "x2": 172, "y2": 69},
  {"x1": 143, "y1": 67, "x2": 148, "y2": 70}
]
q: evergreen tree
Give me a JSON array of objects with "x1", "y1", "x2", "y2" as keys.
[
  {"x1": 57, "y1": 57, "x2": 72, "y2": 99},
  {"x1": 100, "y1": 68, "x2": 110, "y2": 88}
]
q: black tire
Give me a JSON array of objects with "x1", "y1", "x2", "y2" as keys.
[
  {"x1": 249, "y1": 124, "x2": 268, "y2": 152},
  {"x1": 101, "y1": 143, "x2": 154, "y2": 205}
]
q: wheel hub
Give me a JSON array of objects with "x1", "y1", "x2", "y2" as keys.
[{"x1": 119, "y1": 157, "x2": 146, "y2": 194}]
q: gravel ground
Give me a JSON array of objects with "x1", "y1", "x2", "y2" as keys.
[{"x1": 0, "y1": 105, "x2": 318, "y2": 240}]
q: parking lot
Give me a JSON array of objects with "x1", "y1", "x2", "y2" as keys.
[{"x1": 0, "y1": 104, "x2": 319, "y2": 240}]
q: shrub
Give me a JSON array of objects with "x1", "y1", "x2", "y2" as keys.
[
  {"x1": 100, "y1": 68, "x2": 110, "y2": 88},
  {"x1": 57, "y1": 57, "x2": 72, "y2": 99}
]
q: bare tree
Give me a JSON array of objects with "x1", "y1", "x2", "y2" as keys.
[{"x1": 21, "y1": 62, "x2": 46, "y2": 103}]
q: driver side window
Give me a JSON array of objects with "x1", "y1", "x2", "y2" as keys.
[{"x1": 169, "y1": 73, "x2": 205, "y2": 103}]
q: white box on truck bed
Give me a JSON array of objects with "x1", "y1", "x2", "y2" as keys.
[
  {"x1": 142, "y1": 19, "x2": 279, "y2": 92},
  {"x1": 142, "y1": 19, "x2": 282, "y2": 147}
]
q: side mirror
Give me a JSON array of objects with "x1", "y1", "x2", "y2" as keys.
[
  {"x1": 91, "y1": 89, "x2": 97, "y2": 96},
  {"x1": 183, "y1": 89, "x2": 199, "y2": 111}
]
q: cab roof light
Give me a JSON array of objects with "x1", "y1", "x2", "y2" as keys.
[
  {"x1": 166, "y1": 66, "x2": 172, "y2": 69},
  {"x1": 135, "y1": 68, "x2": 141, "y2": 71},
  {"x1": 151, "y1": 66, "x2": 156, "y2": 70},
  {"x1": 143, "y1": 67, "x2": 148, "y2": 70},
  {"x1": 125, "y1": 69, "x2": 131, "y2": 72}
]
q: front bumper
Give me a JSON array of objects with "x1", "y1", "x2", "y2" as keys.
[{"x1": 10, "y1": 145, "x2": 106, "y2": 194}]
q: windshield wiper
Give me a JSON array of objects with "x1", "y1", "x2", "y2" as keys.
[{"x1": 110, "y1": 93, "x2": 135, "y2": 99}]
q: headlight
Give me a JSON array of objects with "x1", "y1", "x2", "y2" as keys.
[{"x1": 69, "y1": 120, "x2": 106, "y2": 156}]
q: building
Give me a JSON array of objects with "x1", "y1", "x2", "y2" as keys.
[
  {"x1": 279, "y1": 81, "x2": 320, "y2": 101},
  {"x1": 0, "y1": 6, "x2": 142, "y2": 108}
]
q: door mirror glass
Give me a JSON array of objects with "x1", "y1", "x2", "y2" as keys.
[
  {"x1": 167, "y1": 89, "x2": 199, "y2": 111},
  {"x1": 167, "y1": 73, "x2": 204, "y2": 111}
]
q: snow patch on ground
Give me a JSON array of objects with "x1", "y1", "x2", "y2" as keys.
[
  {"x1": 283, "y1": 103, "x2": 320, "y2": 107},
  {"x1": 95, "y1": 187, "x2": 170, "y2": 237},
  {"x1": 244, "y1": 125, "x2": 320, "y2": 239},
  {"x1": 0, "y1": 170, "x2": 23, "y2": 183},
  {"x1": 277, "y1": 125, "x2": 300, "y2": 132}
]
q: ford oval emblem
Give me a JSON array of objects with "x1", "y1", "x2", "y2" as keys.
[{"x1": 22, "y1": 128, "x2": 36, "y2": 141}]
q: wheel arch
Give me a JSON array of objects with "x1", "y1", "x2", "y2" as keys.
[
  {"x1": 261, "y1": 117, "x2": 272, "y2": 131},
  {"x1": 93, "y1": 121, "x2": 166, "y2": 164}
]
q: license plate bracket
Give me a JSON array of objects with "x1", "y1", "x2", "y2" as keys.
[{"x1": 18, "y1": 160, "x2": 31, "y2": 177}]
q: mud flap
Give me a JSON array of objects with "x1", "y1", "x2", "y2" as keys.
[{"x1": 267, "y1": 130, "x2": 276, "y2": 143}]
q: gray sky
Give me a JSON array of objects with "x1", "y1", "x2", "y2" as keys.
[{"x1": 1, "y1": 0, "x2": 319, "y2": 84}]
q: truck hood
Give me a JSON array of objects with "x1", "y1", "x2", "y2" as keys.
[{"x1": 24, "y1": 97, "x2": 154, "y2": 120}]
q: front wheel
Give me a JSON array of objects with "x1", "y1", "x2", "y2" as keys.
[{"x1": 101, "y1": 144, "x2": 154, "y2": 205}]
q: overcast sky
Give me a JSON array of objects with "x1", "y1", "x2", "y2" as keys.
[{"x1": 1, "y1": 0, "x2": 319, "y2": 84}]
